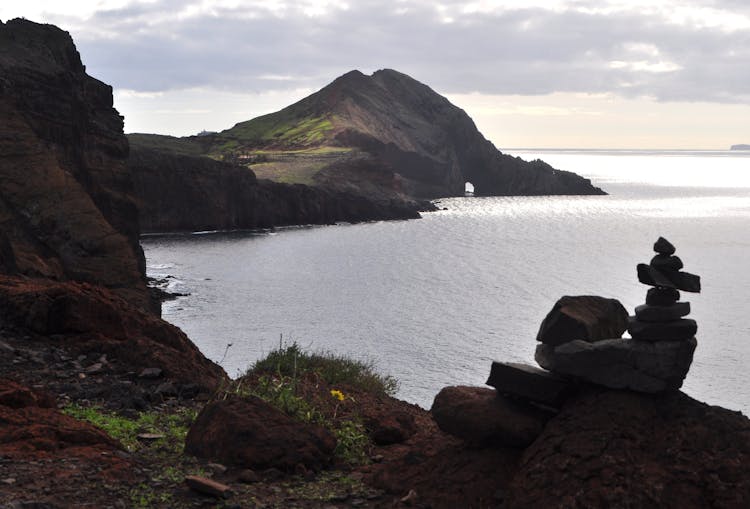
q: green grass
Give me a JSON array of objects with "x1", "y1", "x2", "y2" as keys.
[
  {"x1": 215, "y1": 110, "x2": 335, "y2": 152},
  {"x1": 63, "y1": 404, "x2": 196, "y2": 453},
  {"x1": 250, "y1": 342, "x2": 398, "y2": 397}
]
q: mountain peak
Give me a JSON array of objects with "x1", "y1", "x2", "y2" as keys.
[{"x1": 163, "y1": 69, "x2": 604, "y2": 199}]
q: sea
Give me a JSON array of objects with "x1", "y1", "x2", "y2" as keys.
[{"x1": 141, "y1": 149, "x2": 750, "y2": 414}]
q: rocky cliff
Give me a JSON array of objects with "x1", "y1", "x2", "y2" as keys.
[
  {"x1": 129, "y1": 146, "x2": 431, "y2": 233},
  {"x1": 0, "y1": 19, "x2": 225, "y2": 390},
  {"x1": 0, "y1": 19, "x2": 151, "y2": 310}
]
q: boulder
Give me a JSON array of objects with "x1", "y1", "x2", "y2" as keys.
[
  {"x1": 628, "y1": 317, "x2": 697, "y2": 341},
  {"x1": 185, "y1": 396, "x2": 336, "y2": 471},
  {"x1": 486, "y1": 361, "x2": 573, "y2": 407},
  {"x1": 536, "y1": 296, "x2": 629, "y2": 346},
  {"x1": 535, "y1": 337, "x2": 697, "y2": 393},
  {"x1": 430, "y1": 386, "x2": 551, "y2": 448}
]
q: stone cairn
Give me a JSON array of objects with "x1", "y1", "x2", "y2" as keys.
[
  {"x1": 629, "y1": 236, "x2": 700, "y2": 341},
  {"x1": 431, "y1": 237, "x2": 701, "y2": 449}
]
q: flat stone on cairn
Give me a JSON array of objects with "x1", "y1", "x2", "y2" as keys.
[{"x1": 486, "y1": 361, "x2": 572, "y2": 407}]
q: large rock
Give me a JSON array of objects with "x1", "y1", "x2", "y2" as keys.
[
  {"x1": 185, "y1": 396, "x2": 336, "y2": 471},
  {"x1": 486, "y1": 361, "x2": 573, "y2": 407},
  {"x1": 430, "y1": 386, "x2": 551, "y2": 448},
  {"x1": 535, "y1": 337, "x2": 697, "y2": 393},
  {"x1": 536, "y1": 295, "x2": 629, "y2": 346}
]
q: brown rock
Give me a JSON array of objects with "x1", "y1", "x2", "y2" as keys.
[
  {"x1": 0, "y1": 378, "x2": 55, "y2": 408},
  {"x1": 430, "y1": 386, "x2": 550, "y2": 448},
  {"x1": 0, "y1": 276, "x2": 225, "y2": 393},
  {"x1": 184, "y1": 475, "x2": 232, "y2": 498},
  {"x1": 237, "y1": 469, "x2": 260, "y2": 484},
  {"x1": 505, "y1": 389, "x2": 750, "y2": 508},
  {"x1": 361, "y1": 402, "x2": 417, "y2": 445},
  {"x1": 536, "y1": 295, "x2": 629, "y2": 346},
  {"x1": 185, "y1": 396, "x2": 336, "y2": 471}
]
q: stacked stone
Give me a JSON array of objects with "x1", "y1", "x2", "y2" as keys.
[
  {"x1": 430, "y1": 237, "x2": 702, "y2": 450},
  {"x1": 629, "y1": 236, "x2": 701, "y2": 342},
  {"x1": 533, "y1": 237, "x2": 701, "y2": 393}
]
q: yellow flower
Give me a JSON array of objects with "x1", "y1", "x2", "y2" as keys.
[{"x1": 330, "y1": 389, "x2": 345, "y2": 401}]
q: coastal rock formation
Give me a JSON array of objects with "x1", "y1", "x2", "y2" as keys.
[
  {"x1": 0, "y1": 18, "x2": 226, "y2": 396},
  {"x1": 128, "y1": 146, "x2": 430, "y2": 233},
  {"x1": 0, "y1": 19, "x2": 152, "y2": 310},
  {"x1": 129, "y1": 69, "x2": 604, "y2": 230},
  {"x1": 250, "y1": 68, "x2": 606, "y2": 198},
  {"x1": 185, "y1": 396, "x2": 336, "y2": 471}
]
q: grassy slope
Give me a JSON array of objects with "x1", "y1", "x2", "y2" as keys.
[{"x1": 129, "y1": 107, "x2": 347, "y2": 185}]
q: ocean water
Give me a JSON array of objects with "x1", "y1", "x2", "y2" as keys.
[{"x1": 141, "y1": 150, "x2": 750, "y2": 414}]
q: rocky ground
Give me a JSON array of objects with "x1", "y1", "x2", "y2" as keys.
[{"x1": 0, "y1": 316, "x2": 518, "y2": 509}]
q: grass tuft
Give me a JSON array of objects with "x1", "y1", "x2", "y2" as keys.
[{"x1": 249, "y1": 342, "x2": 398, "y2": 397}]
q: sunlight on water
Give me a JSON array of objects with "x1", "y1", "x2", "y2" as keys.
[{"x1": 143, "y1": 150, "x2": 750, "y2": 413}]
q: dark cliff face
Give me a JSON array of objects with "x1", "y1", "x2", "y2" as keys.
[
  {"x1": 0, "y1": 19, "x2": 226, "y2": 390},
  {"x1": 128, "y1": 146, "x2": 430, "y2": 233},
  {"x1": 0, "y1": 19, "x2": 152, "y2": 310}
]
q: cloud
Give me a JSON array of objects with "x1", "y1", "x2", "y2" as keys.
[{"x1": 9, "y1": 0, "x2": 750, "y2": 104}]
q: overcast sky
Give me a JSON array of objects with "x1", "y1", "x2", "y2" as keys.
[{"x1": 2, "y1": 0, "x2": 749, "y2": 148}]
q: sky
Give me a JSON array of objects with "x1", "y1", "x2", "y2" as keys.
[{"x1": 2, "y1": 0, "x2": 749, "y2": 148}]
